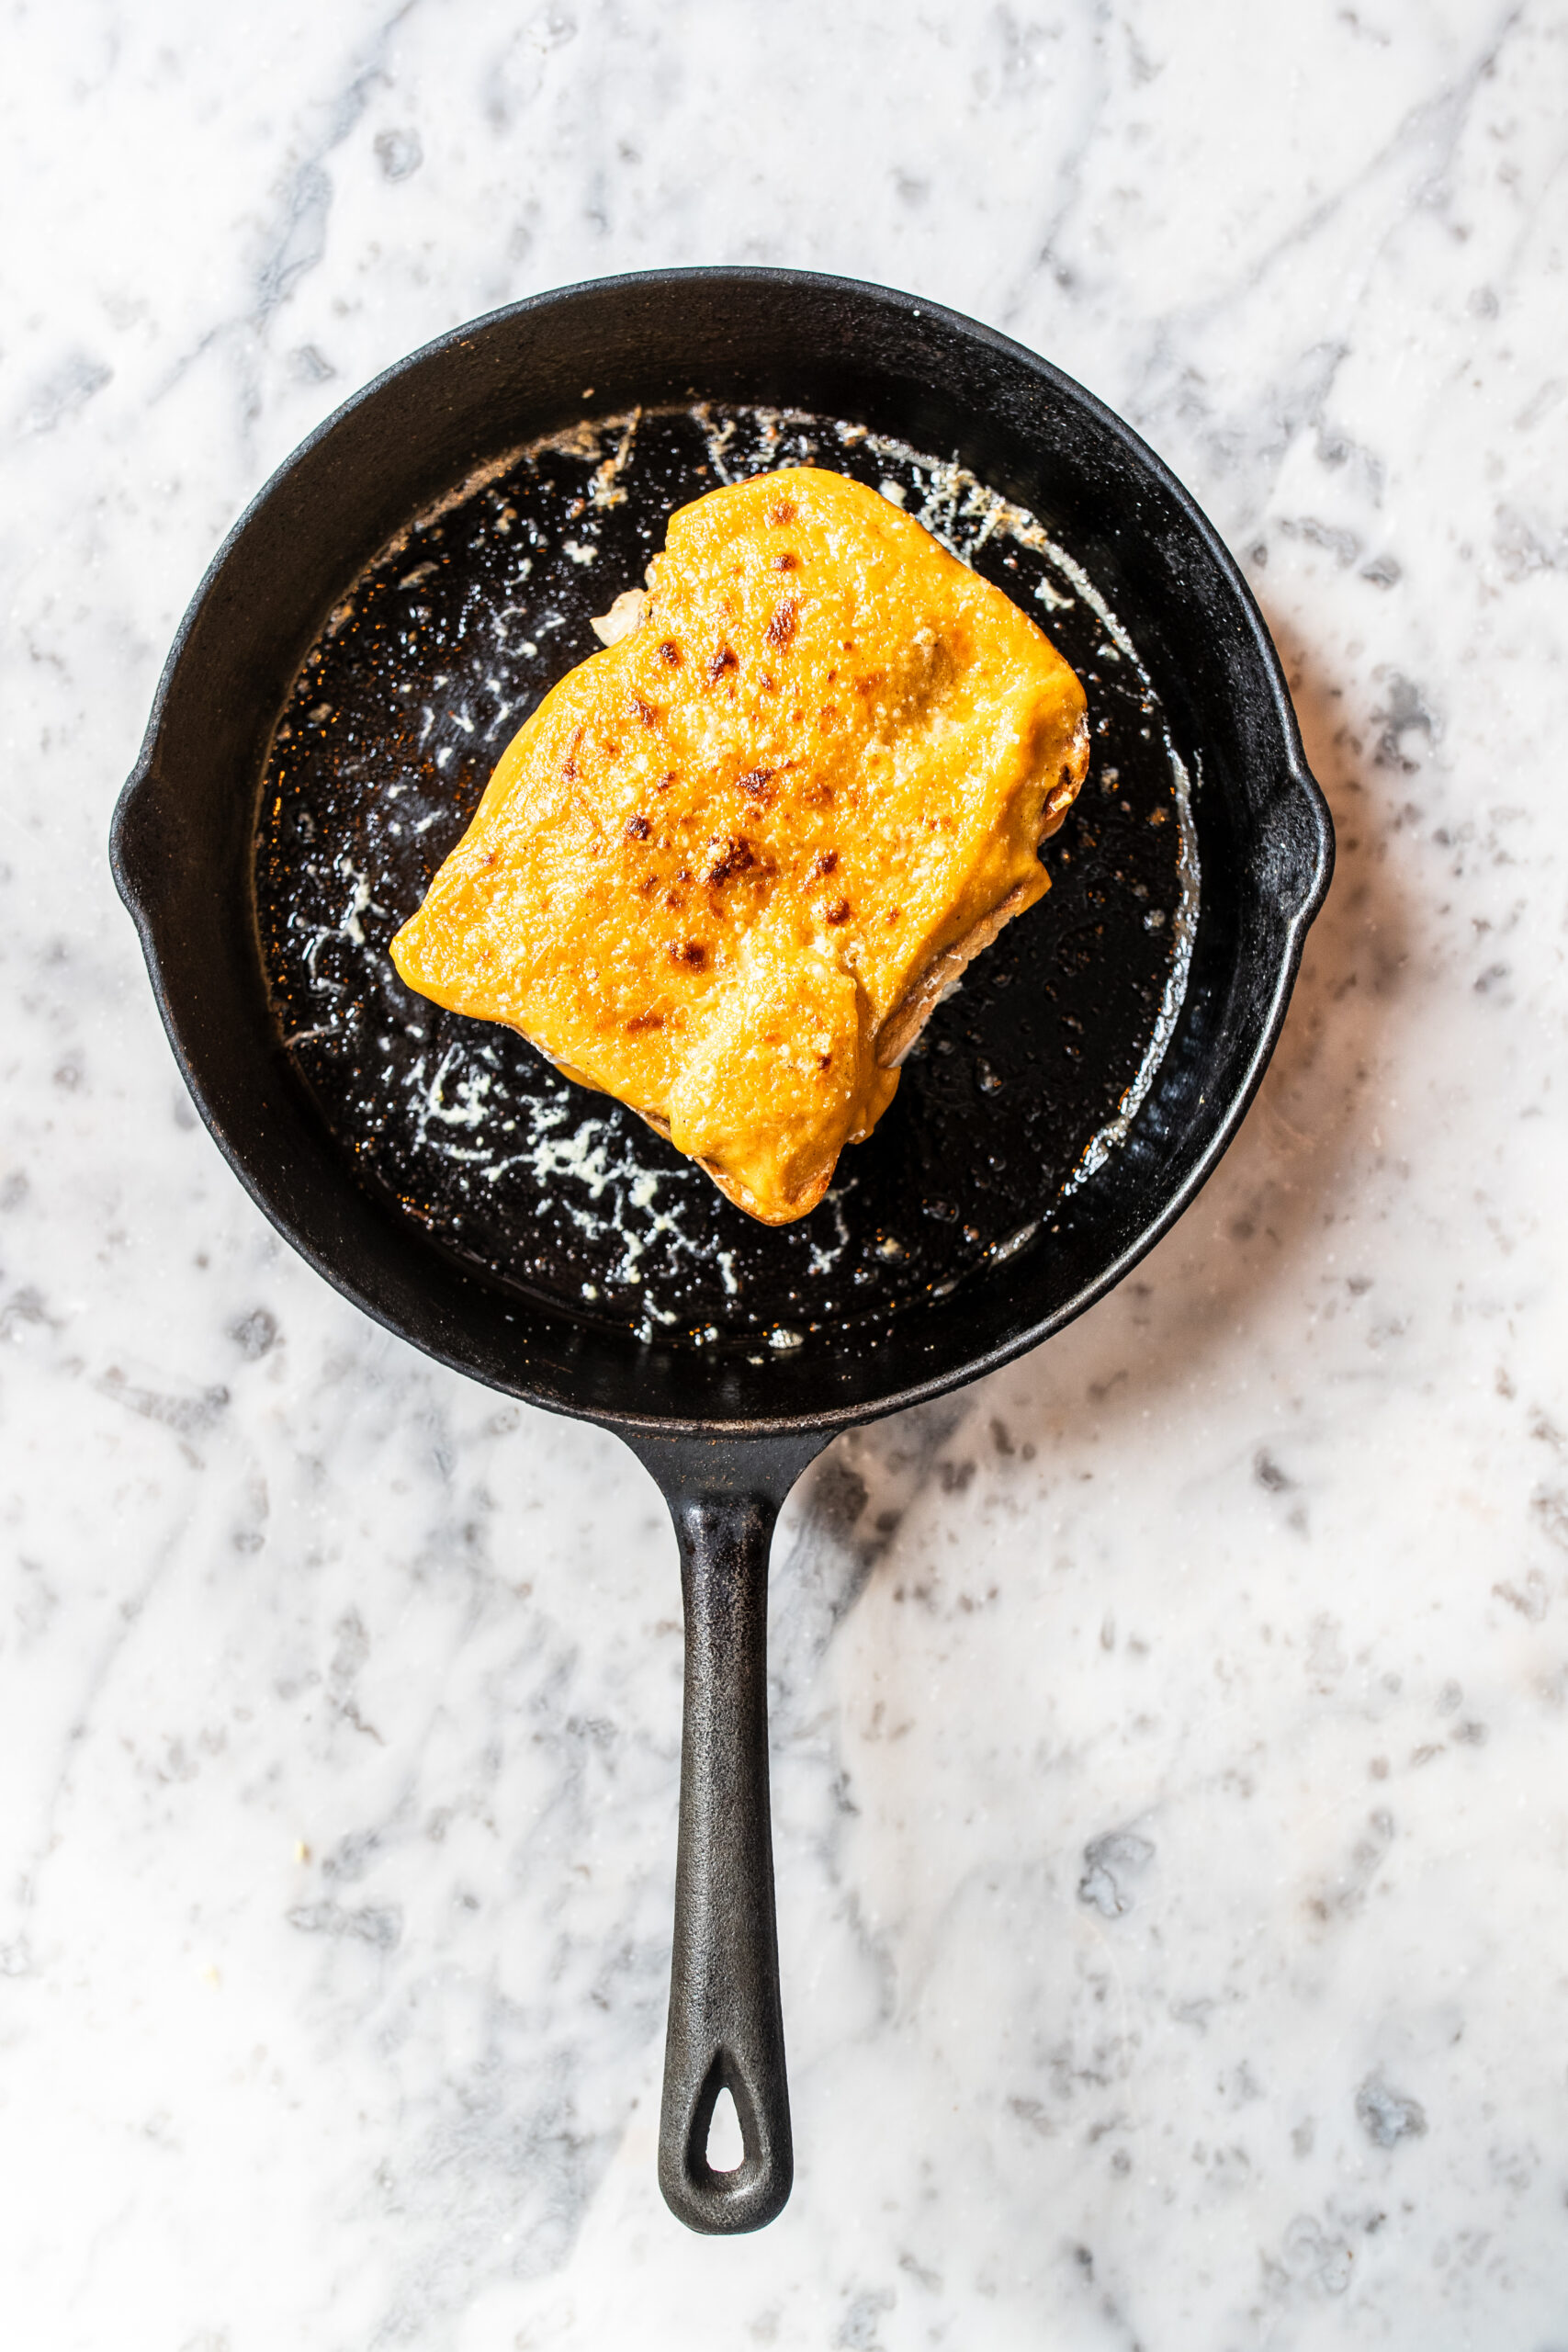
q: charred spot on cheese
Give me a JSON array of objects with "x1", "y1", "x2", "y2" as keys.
[
  {"x1": 390, "y1": 466, "x2": 1089, "y2": 1226},
  {"x1": 704, "y1": 835, "x2": 756, "y2": 886}
]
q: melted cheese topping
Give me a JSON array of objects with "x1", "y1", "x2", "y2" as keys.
[{"x1": 390, "y1": 467, "x2": 1089, "y2": 1224}]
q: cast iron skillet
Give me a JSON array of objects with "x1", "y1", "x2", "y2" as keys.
[{"x1": 110, "y1": 268, "x2": 1332, "y2": 2235}]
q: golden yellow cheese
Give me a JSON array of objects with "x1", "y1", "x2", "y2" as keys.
[{"x1": 390, "y1": 466, "x2": 1089, "y2": 1225}]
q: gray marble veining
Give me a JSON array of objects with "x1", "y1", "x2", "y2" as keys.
[{"x1": 3, "y1": 2, "x2": 1568, "y2": 2345}]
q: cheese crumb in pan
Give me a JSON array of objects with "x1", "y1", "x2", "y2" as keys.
[{"x1": 391, "y1": 466, "x2": 1089, "y2": 1226}]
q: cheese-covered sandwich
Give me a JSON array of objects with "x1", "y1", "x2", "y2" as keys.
[{"x1": 391, "y1": 467, "x2": 1089, "y2": 1225}]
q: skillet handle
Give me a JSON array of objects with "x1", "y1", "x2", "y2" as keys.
[{"x1": 660, "y1": 1481, "x2": 793, "y2": 2233}]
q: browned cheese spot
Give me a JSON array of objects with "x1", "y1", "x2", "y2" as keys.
[
  {"x1": 704, "y1": 836, "x2": 756, "y2": 885},
  {"x1": 824, "y1": 898, "x2": 852, "y2": 926},
  {"x1": 632, "y1": 695, "x2": 660, "y2": 727},
  {"x1": 668, "y1": 939, "x2": 706, "y2": 968},
  {"x1": 625, "y1": 1012, "x2": 664, "y2": 1034},
  {"x1": 708, "y1": 645, "x2": 738, "y2": 679},
  {"x1": 809, "y1": 848, "x2": 838, "y2": 879},
  {"x1": 561, "y1": 723, "x2": 584, "y2": 780},
  {"x1": 766, "y1": 499, "x2": 797, "y2": 526},
  {"x1": 773, "y1": 550, "x2": 797, "y2": 571},
  {"x1": 624, "y1": 811, "x2": 651, "y2": 841},
  {"x1": 735, "y1": 766, "x2": 776, "y2": 800},
  {"x1": 659, "y1": 639, "x2": 682, "y2": 665},
  {"x1": 766, "y1": 601, "x2": 798, "y2": 649}
]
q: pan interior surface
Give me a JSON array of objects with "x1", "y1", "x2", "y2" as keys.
[{"x1": 255, "y1": 402, "x2": 1196, "y2": 1358}]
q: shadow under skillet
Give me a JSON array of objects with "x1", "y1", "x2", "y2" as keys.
[{"x1": 254, "y1": 404, "x2": 1191, "y2": 1355}]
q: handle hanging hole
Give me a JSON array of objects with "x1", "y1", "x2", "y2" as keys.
[{"x1": 705, "y1": 2086, "x2": 745, "y2": 2173}]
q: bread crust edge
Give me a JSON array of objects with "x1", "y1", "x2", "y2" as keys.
[{"x1": 873, "y1": 726, "x2": 1090, "y2": 1073}]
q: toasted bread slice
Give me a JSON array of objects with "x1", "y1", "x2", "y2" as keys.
[{"x1": 391, "y1": 466, "x2": 1089, "y2": 1225}]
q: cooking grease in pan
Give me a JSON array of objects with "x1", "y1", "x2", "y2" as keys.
[{"x1": 255, "y1": 405, "x2": 1198, "y2": 1352}]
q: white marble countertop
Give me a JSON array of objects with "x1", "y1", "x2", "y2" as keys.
[{"x1": 4, "y1": 3, "x2": 1567, "y2": 2344}]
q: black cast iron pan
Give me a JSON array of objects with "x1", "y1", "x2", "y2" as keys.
[{"x1": 110, "y1": 268, "x2": 1332, "y2": 2235}]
